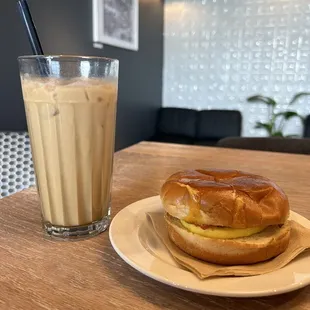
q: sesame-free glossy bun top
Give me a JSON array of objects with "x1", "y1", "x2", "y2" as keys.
[{"x1": 160, "y1": 169, "x2": 289, "y2": 228}]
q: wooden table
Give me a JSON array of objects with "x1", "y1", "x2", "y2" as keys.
[{"x1": 1, "y1": 141, "x2": 310, "y2": 310}]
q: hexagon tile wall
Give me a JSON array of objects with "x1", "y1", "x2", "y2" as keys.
[
  {"x1": 0, "y1": 132, "x2": 35, "y2": 198},
  {"x1": 163, "y1": 0, "x2": 310, "y2": 136}
]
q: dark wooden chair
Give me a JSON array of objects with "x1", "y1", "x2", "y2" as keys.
[{"x1": 217, "y1": 137, "x2": 310, "y2": 155}]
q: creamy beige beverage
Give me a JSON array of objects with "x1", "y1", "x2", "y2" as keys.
[{"x1": 20, "y1": 77, "x2": 117, "y2": 227}]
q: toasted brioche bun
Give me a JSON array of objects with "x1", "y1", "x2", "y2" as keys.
[
  {"x1": 165, "y1": 213, "x2": 291, "y2": 265},
  {"x1": 160, "y1": 169, "x2": 289, "y2": 228}
]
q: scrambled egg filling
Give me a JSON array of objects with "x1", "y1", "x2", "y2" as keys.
[{"x1": 180, "y1": 220, "x2": 267, "y2": 239}]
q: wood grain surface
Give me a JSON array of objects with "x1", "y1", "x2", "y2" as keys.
[{"x1": 1, "y1": 141, "x2": 310, "y2": 310}]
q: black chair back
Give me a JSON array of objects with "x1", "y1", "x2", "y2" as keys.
[
  {"x1": 157, "y1": 108, "x2": 197, "y2": 138},
  {"x1": 195, "y1": 110, "x2": 242, "y2": 145},
  {"x1": 150, "y1": 108, "x2": 243, "y2": 146},
  {"x1": 151, "y1": 108, "x2": 197, "y2": 144},
  {"x1": 304, "y1": 115, "x2": 310, "y2": 138}
]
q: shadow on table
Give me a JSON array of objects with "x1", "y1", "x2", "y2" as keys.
[{"x1": 105, "y1": 253, "x2": 307, "y2": 310}]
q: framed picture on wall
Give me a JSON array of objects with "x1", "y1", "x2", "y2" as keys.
[{"x1": 92, "y1": 0, "x2": 139, "y2": 51}]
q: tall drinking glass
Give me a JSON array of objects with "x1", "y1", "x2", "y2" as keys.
[{"x1": 18, "y1": 55, "x2": 119, "y2": 240}]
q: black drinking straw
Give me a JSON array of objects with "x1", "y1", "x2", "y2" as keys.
[
  {"x1": 17, "y1": 0, "x2": 49, "y2": 75},
  {"x1": 17, "y1": 0, "x2": 44, "y2": 55}
]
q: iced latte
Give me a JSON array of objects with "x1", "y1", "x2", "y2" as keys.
[{"x1": 18, "y1": 56, "x2": 119, "y2": 239}]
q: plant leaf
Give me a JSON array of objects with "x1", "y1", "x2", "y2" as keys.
[
  {"x1": 254, "y1": 122, "x2": 273, "y2": 134},
  {"x1": 289, "y1": 92, "x2": 310, "y2": 105},
  {"x1": 275, "y1": 111, "x2": 301, "y2": 120},
  {"x1": 272, "y1": 131, "x2": 284, "y2": 137},
  {"x1": 247, "y1": 95, "x2": 277, "y2": 107}
]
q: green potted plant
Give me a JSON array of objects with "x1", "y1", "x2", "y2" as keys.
[{"x1": 247, "y1": 92, "x2": 310, "y2": 137}]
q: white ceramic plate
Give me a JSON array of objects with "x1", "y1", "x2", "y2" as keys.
[{"x1": 109, "y1": 196, "x2": 310, "y2": 297}]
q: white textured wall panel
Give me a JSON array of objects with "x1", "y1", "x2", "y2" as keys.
[{"x1": 163, "y1": 0, "x2": 310, "y2": 136}]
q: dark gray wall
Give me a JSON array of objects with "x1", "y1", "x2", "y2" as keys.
[{"x1": 0, "y1": 0, "x2": 163, "y2": 150}]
